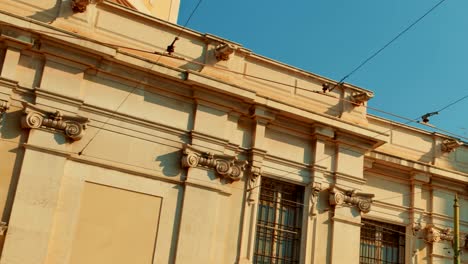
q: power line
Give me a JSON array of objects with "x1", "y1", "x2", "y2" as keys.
[
  {"x1": 3, "y1": 21, "x2": 467, "y2": 141},
  {"x1": 326, "y1": 0, "x2": 449, "y2": 92}
]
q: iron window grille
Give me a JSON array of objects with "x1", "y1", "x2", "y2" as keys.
[
  {"x1": 253, "y1": 177, "x2": 304, "y2": 264},
  {"x1": 360, "y1": 219, "x2": 406, "y2": 264}
]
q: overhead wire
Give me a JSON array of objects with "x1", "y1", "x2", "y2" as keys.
[
  {"x1": 77, "y1": 0, "x2": 205, "y2": 155},
  {"x1": 326, "y1": 0, "x2": 449, "y2": 92},
  {"x1": 1, "y1": 20, "x2": 467, "y2": 141},
  {"x1": 0, "y1": 0, "x2": 466, "y2": 215}
]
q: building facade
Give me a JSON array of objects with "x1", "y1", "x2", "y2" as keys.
[{"x1": 0, "y1": 1, "x2": 467, "y2": 263}]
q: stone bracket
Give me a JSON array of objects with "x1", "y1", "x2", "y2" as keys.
[
  {"x1": 350, "y1": 91, "x2": 373, "y2": 106},
  {"x1": 441, "y1": 139, "x2": 462, "y2": 153},
  {"x1": 0, "y1": 100, "x2": 9, "y2": 115},
  {"x1": 425, "y1": 225, "x2": 453, "y2": 243},
  {"x1": 21, "y1": 103, "x2": 89, "y2": 141},
  {"x1": 328, "y1": 185, "x2": 374, "y2": 213},
  {"x1": 214, "y1": 43, "x2": 236, "y2": 61},
  {"x1": 181, "y1": 144, "x2": 248, "y2": 182}
]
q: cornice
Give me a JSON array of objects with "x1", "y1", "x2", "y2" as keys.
[{"x1": 367, "y1": 151, "x2": 468, "y2": 184}]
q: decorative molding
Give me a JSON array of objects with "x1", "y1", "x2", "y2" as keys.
[
  {"x1": 181, "y1": 144, "x2": 248, "y2": 182},
  {"x1": 328, "y1": 185, "x2": 374, "y2": 213},
  {"x1": 21, "y1": 103, "x2": 89, "y2": 141},
  {"x1": 441, "y1": 139, "x2": 462, "y2": 153},
  {"x1": 350, "y1": 91, "x2": 373, "y2": 106},
  {"x1": 425, "y1": 226, "x2": 453, "y2": 243},
  {"x1": 0, "y1": 222, "x2": 7, "y2": 236},
  {"x1": 71, "y1": 0, "x2": 102, "y2": 12},
  {"x1": 310, "y1": 182, "x2": 322, "y2": 218},
  {"x1": 214, "y1": 43, "x2": 236, "y2": 61},
  {"x1": 0, "y1": 100, "x2": 9, "y2": 115}
]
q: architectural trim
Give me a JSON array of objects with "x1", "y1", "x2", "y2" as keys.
[
  {"x1": 21, "y1": 103, "x2": 89, "y2": 141},
  {"x1": 0, "y1": 100, "x2": 9, "y2": 115},
  {"x1": 329, "y1": 185, "x2": 374, "y2": 213},
  {"x1": 441, "y1": 139, "x2": 463, "y2": 153},
  {"x1": 350, "y1": 91, "x2": 373, "y2": 106},
  {"x1": 181, "y1": 144, "x2": 248, "y2": 182},
  {"x1": 310, "y1": 182, "x2": 322, "y2": 218},
  {"x1": 214, "y1": 43, "x2": 236, "y2": 61},
  {"x1": 425, "y1": 226, "x2": 453, "y2": 243},
  {"x1": 0, "y1": 222, "x2": 7, "y2": 236}
]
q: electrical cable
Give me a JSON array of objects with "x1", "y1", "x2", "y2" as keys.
[
  {"x1": 327, "y1": 0, "x2": 449, "y2": 92},
  {"x1": 1, "y1": 3, "x2": 467, "y2": 207},
  {"x1": 1, "y1": 21, "x2": 467, "y2": 141}
]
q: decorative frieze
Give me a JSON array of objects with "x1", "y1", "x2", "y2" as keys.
[
  {"x1": 181, "y1": 144, "x2": 248, "y2": 182},
  {"x1": 441, "y1": 139, "x2": 462, "y2": 153},
  {"x1": 328, "y1": 186, "x2": 374, "y2": 213},
  {"x1": 21, "y1": 103, "x2": 88, "y2": 141},
  {"x1": 425, "y1": 226, "x2": 453, "y2": 243}
]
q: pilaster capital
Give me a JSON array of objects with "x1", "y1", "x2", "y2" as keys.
[
  {"x1": 328, "y1": 185, "x2": 374, "y2": 213},
  {"x1": 21, "y1": 103, "x2": 89, "y2": 141},
  {"x1": 181, "y1": 144, "x2": 248, "y2": 182},
  {"x1": 425, "y1": 225, "x2": 453, "y2": 243}
]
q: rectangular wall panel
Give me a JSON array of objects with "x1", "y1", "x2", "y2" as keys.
[{"x1": 69, "y1": 182, "x2": 161, "y2": 264}]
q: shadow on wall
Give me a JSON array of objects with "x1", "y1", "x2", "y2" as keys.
[
  {"x1": 0, "y1": 110, "x2": 27, "y2": 224},
  {"x1": 27, "y1": 0, "x2": 74, "y2": 24},
  {"x1": 155, "y1": 150, "x2": 182, "y2": 177}
]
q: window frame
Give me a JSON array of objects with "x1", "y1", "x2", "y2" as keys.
[
  {"x1": 360, "y1": 218, "x2": 406, "y2": 264},
  {"x1": 253, "y1": 177, "x2": 305, "y2": 264}
]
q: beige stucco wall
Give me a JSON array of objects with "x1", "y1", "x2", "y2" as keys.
[{"x1": 0, "y1": 1, "x2": 466, "y2": 264}]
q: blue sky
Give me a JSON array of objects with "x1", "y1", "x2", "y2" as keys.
[{"x1": 178, "y1": 0, "x2": 467, "y2": 140}]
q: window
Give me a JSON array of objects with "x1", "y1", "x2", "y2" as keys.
[
  {"x1": 253, "y1": 177, "x2": 304, "y2": 264},
  {"x1": 360, "y1": 219, "x2": 406, "y2": 264}
]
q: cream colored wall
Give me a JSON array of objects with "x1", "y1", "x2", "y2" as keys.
[{"x1": 0, "y1": 2, "x2": 466, "y2": 264}]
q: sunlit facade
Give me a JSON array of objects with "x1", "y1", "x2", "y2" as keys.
[{"x1": 0, "y1": 1, "x2": 467, "y2": 263}]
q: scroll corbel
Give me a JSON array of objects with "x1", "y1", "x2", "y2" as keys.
[
  {"x1": 425, "y1": 226, "x2": 453, "y2": 243},
  {"x1": 21, "y1": 103, "x2": 88, "y2": 141},
  {"x1": 328, "y1": 185, "x2": 374, "y2": 213},
  {"x1": 181, "y1": 144, "x2": 248, "y2": 182}
]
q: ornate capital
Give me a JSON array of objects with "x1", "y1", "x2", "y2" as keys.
[
  {"x1": 71, "y1": 0, "x2": 102, "y2": 13},
  {"x1": 214, "y1": 43, "x2": 236, "y2": 61},
  {"x1": 181, "y1": 144, "x2": 248, "y2": 182},
  {"x1": 441, "y1": 139, "x2": 462, "y2": 153},
  {"x1": 328, "y1": 186, "x2": 374, "y2": 213},
  {"x1": 425, "y1": 226, "x2": 453, "y2": 243},
  {"x1": 0, "y1": 222, "x2": 7, "y2": 236},
  {"x1": 21, "y1": 103, "x2": 89, "y2": 141},
  {"x1": 0, "y1": 100, "x2": 9, "y2": 115},
  {"x1": 350, "y1": 91, "x2": 373, "y2": 106}
]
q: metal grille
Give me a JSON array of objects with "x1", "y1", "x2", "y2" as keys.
[
  {"x1": 360, "y1": 219, "x2": 406, "y2": 264},
  {"x1": 253, "y1": 177, "x2": 304, "y2": 264}
]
